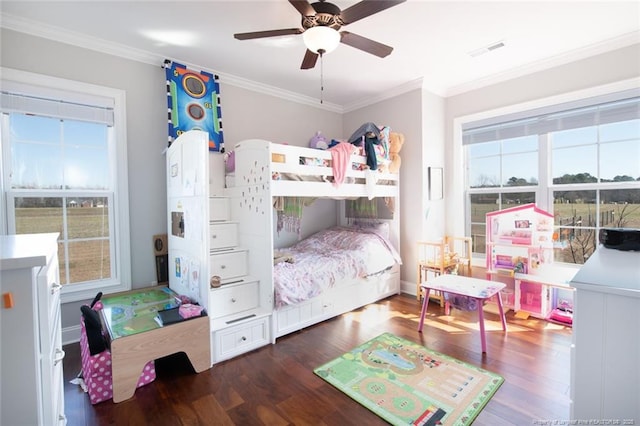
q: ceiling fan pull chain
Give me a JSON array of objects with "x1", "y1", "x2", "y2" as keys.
[{"x1": 319, "y1": 49, "x2": 325, "y2": 104}]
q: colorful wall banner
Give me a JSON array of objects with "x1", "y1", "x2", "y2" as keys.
[{"x1": 164, "y1": 60, "x2": 224, "y2": 152}]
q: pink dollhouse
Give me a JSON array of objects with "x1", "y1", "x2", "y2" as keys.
[{"x1": 485, "y1": 203, "x2": 570, "y2": 319}]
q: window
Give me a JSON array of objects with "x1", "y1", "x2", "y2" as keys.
[
  {"x1": 1, "y1": 68, "x2": 131, "y2": 302},
  {"x1": 467, "y1": 134, "x2": 539, "y2": 253},
  {"x1": 464, "y1": 90, "x2": 640, "y2": 264}
]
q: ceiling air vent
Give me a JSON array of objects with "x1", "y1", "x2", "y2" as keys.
[{"x1": 469, "y1": 40, "x2": 506, "y2": 58}]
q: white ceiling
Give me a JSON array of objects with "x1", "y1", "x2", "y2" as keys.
[{"x1": 1, "y1": 1, "x2": 639, "y2": 109}]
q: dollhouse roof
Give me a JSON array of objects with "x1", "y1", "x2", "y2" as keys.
[{"x1": 485, "y1": 203, "x2": 553, "y2": 218}]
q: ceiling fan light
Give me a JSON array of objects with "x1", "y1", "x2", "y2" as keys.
[{"x1": 303, "y1": 26, "x2": 340, "y2": 54}]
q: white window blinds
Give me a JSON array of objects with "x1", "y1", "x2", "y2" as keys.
[
  {"x1": 462, "y1": 89, "x2": 640, "y2": 145},
  {"x1": 0, "y1": 80, "x2": 114, "y2": 126}
]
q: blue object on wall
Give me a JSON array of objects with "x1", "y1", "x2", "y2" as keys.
[{"x1": 164, "y1": 60, "x2": 224, "y2": 152}]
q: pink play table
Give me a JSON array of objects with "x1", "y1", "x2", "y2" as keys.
[{"x1": 418, "y1": 274, "x2": 507, "y2": 353}]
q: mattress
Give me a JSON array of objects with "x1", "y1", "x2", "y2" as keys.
[{"x1": 273, "y1": 226, "x2": 401, "y2": 308}]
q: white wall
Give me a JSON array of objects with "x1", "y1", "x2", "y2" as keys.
[
  {"x1": 221, "y1": 84, "x2": 343, "y2": 149},
  {"x1": 421, "y1": 88, "x2": 447, "y2": 242}
]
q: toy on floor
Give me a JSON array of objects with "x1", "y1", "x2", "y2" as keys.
[{"x1": 548, "y1": 299, "x2": 573, "y2": 325}]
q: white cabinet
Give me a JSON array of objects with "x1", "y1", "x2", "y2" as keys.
[
  {"x1": 209, "y1": 197, "x2": 230, "y2": 221},
  {"x1": 167, "y1": 131, "x2": 271, "y2": 366},
  {"x1": 209, "y1": 280, "x2": 260, "y2": 317},
  {"x1": 209, "y1": 222, "x2": 239, "y2": 249},
  {"x1": 208, "y1": 248, "x2": 248, "y2": 280},
  {"x1": 0, "y1": 233, "x2": 65, "y2": 426},
  {"x1": 208, "y1": 196, "x2": 270, "y2": 364},
  {"x1": 212, "y1": 315, "x2": 270, "y2": 362},
  {"x1": 569, "y1": 247, "x2": 640, "y2": 420}
]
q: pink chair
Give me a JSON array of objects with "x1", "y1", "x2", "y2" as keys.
[{"x1": 79, "y1": 302, "x2": 156, "y2": 404}]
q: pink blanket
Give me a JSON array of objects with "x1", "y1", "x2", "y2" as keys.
[{"x1": 328, "y1": 142, "x2": 354, "y2": 187}]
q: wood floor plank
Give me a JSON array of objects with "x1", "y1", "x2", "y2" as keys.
[
  {"x1": 63, "y1": 294, "x2": 572, "y2": 425},
  {"x1": 192, "y1": 394, "x2": 236, "y2": 426}
]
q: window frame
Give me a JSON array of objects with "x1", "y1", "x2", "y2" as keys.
[
  {"x1": 0, "y1": 67, "x2": 131, "y2": 303},
  {"x1": 452, "y1": 78, "x2": 640, "y2": 265}
]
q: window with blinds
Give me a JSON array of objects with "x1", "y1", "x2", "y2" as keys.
[
  {"x1": 464, "y1": 90, "x2": 640, "y2": 264},
  {"x1": 0, "y1": 68, "x2": 131, "y2": 301}
]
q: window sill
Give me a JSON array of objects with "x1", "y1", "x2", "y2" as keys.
[{"x1": 61, "y1": 280, "x2": 131, "y2": 304}]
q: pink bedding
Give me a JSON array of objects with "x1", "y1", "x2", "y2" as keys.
[{"x1": 273, "y1": 227, "x2": 401, "y2": 308}]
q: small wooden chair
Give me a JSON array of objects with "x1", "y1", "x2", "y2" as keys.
[
  {"x1": 416, "y1": 236, "x2": 473, "y2": 304},
  {"x1": 446, "y1": 236, "x2": 473, "y2": 278}
]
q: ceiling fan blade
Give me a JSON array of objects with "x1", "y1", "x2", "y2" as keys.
[
  {"x1": 340, "y1": 31, "x2": 393, "y2": 58},
  {"x1": 340, "y1": 0, "x2": 406, "y2": 25},
  {"x1": 234, "y1": 28, "x2": 303, "y2": 40},
  {"x1": 289, "y1": 0, "x2": 315, "y2": 16},
  {"x1": 301, "y1": 49, "x2": 319, "y2": 69}
]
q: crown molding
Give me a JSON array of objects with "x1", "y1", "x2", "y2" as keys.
[
  {"x1": 1, "y1": 13, "x2": 160, "y2": 65},
  {"x1": 215, "y1": 70, "x2": 343, "y2": 113},
  {"x1": 342, "y1": 77, "x2": 425, "y2": 113},
  {"x1": 0, "y1": 12, "x2": 343, "y2": 113},
  {"x1": 443, "y1": 31, "x2": 640, "y2": 98}
]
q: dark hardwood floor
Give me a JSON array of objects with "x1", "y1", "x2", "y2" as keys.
[{"x1": 63, "y1": 293, "x2": 572, "y2": 425}]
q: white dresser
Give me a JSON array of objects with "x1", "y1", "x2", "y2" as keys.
[
  {"x1": 0, "y1": 233, "x2": 65, "y2": 426},
  {"x1": 569, "y1": 246, "x2": 639, "y2": 420}
]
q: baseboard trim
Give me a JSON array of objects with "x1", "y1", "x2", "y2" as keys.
[
  {"x1": 63, "y1": 324, "x2": 81, "y2": 346},
  {"x1": 400, "y1": 279, "x2": 418, "y2": 297}
]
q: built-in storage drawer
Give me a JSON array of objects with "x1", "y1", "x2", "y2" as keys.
[
  {"x1": 209, "y1": 197, "x2": 230, "y2": 222},
  {"x1": 45, "y1": 324, "x2": 65, "y2": 426},
  {"x1": 212, "y1": 315, "x2": 271, "y2": 363},
  {"x1": 39, "y1": 259, "x2": 65, "y2": 426},
  {"x1": 209, "y1": 249, "x2": 248, "y2": 281},
  {"x1": 275, "y1": 296, "x2": 334, "y2": 338},
  {"x1": 209, "y1": 222, "x2": 238, "y2": 250},
  {"x1": 209, "y1": 280, "x2": 259, "y2": 318},
  {"x1": 45, "y1": 262, "x2": 62, "y2": 342}
]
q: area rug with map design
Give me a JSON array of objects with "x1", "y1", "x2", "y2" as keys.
[{"x1": 314, "y1": 333, "x2": 504, "y2": 425}]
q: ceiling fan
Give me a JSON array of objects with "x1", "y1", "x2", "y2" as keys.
[{"x1": 234, "y1": 0, "x2": 406, "y2": 70}]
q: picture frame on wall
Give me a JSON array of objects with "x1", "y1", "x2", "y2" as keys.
[{"x1": 428, "y1": 167, "x2": 443, "y2": 200}]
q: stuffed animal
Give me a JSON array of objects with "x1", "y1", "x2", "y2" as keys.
[
  {"x1": 388, "y1": 132, "x2": 405, "y2": 173},
  {"x1": 309, "y1": 131, "x2": 329, "y2": 150},
  {"x1": 224, "y1": 150, "x2": 235, "y2": 173}
]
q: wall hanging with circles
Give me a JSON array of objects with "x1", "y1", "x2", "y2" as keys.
[{"x1": 164, "y1": 59, "x2": 224, "y2": 152}]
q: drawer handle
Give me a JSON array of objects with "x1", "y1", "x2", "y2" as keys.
[
  {"x1": 241, "y1": 336, "x2": 247, "y2": 341},
  {"x1": 51, "y1": 283, "x2": 61, "y2": 295},
  {"x1": 231, "y1": 298, "x2": 236, "y2": 303},
  {"x1": 220, "y1": 265, "x2": 226, "y2": 269},
  {"x1": 54, "y1": 348, "x2": 65, "y2": 365},
  {"x1": 211, "y1": 235, "x2": 217, "y2": 239}
]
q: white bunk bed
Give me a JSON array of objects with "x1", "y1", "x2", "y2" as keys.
[{"x1": 226, "y1": 139, "x2": 401, "y2": 342}]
